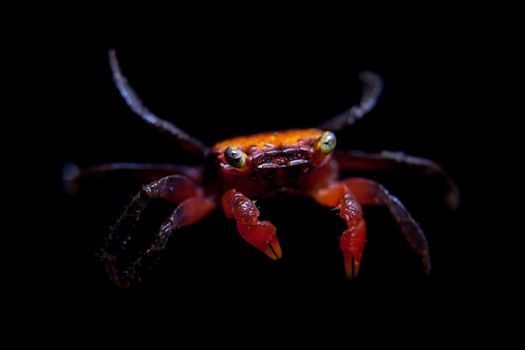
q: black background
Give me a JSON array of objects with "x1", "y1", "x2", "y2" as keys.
[{"x1": 23, "y1": 13, "x2": 494, "y2": 334}]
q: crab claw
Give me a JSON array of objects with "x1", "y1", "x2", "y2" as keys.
[
  {"x1": 237, "y1": 221, "x2": 282, "y2": 260},
  {"x1": 340, "y1": 221, "x2": 366, "y2": 279}
]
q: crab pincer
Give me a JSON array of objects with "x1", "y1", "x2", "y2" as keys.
[
  {"x1": 312, "y1": 182, "x2": 367, "y2": 278},
  {"x1": 222, "y1": 189, "x2": 282, "y2": 260}
]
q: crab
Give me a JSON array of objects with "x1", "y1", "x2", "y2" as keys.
[{"x1": 66, "y1": 50, "x2": 458, "y2": 288}]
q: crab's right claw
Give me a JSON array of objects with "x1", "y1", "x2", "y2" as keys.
[
  {"x1": 222, "y1": 189, "x2": 283, "y2": 261},
  {"x1": 237, "y1": 221, "x2": 282, "y2": 260}
]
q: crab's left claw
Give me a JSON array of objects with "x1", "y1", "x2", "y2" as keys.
[
  {"x1": 222, "y1": 189, "x2": 283, "y2": 260},
  {"x1": 313, "y1": 178, "x2": 432, "y2": 280},
  {"x1": 312, "y1": 183, "x2": 367, "y2": 279},
  {"x1": 340, "y1": 221, "x2": 367, "y2": 279}
]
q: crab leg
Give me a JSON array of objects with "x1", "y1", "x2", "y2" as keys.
[
  {"x1": 101, "y1": 175, "x2": 215, "y2": 288},
  {"x1": 335, "y1": 150, "x2": 459, "y2": 209},
  {"x1": 62, "y1": 162, "x2": 202, "y2": 194},
  {"x1": 320, "y1": 71, "x2": 383, "y2": 130},
  {"x1": 312, "y1": 177, "x2": 430, "y2": 278},
  {"x1": 221, "y1": 189, "x2": 282, "y2": 260},
  {"x1": 109, "y1": 50, "x2": 208, "y2": 157}
]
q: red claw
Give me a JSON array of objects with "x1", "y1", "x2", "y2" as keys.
[
  {"x1": 237, "y1": 221, "x2": 282, "y2": 260},
  {"x1": 222, "y1": 189, "x2": 283, "y2": 261},
  {"x1": 340, "y1": 220, "x2": 366, "y2": 279},
  {"x1": 313, "y1": 184, "x2": 367, "y2": 279}
]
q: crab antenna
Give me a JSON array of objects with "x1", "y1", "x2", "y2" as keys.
[
  {"x1": 319, "y1": 71, "x2": 384, "y2": 131},
  {"x1": 109, "y1": 49, "x2": 209, "y2": 157}
]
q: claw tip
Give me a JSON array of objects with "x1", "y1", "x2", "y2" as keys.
[{"x1": 266, "y1": 241, "x2": 282, "y2": 260}]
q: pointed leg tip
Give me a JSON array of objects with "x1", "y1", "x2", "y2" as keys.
[
  {"x1": 423, "y1": 253, "x2": 432, "y2": 274},
  {"x1": 424, "y1": 262, "x2": 432, "y2": 275},
  {"x1": 62, "y1": 163, "x2": 80, "y2": 194},
  {"x1": 62, "y1": 162, "x2": 79, "y2": 181},
  {"x1": 446, "y1": 191, "x2": 460, "y2": 210}
]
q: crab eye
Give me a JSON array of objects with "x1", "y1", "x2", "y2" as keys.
[
  {"x1": 224, "y1": 146, "x2": 247, "y2": 168},
  {"x1": 318, "y1": 131, "x2": 337, "y2": 154}
]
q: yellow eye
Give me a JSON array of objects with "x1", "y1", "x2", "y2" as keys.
[
  {"x1": 318, "y1": 131, "x2": 337, "y2": 154},
  {"x1": 224, "y1": 146, "x2": 247, "y2": 168}
]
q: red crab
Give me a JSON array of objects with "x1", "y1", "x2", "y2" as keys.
[{"x1": 66, "y1": 50, "x2": 458, "y2": 288}]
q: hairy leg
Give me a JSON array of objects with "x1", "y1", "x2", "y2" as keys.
[
  {"x1": 62, "y1": 162, "x2": 202, "y2": 194},
  {"x1": 100, "y1": 175, "x2": 215, "y2": 288},
  {"x1": 221, "y1": 189, "x2": 282, "y2": 260},
  {"x1": 319, "y1": 71, "x2": 383, "y2": 131},
  {"x1": 335, "y1": 150, "x2": 459, "y2": 208},
  {"x1": 109, "y1": 50, "x2": 208, "y2": 157}
]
